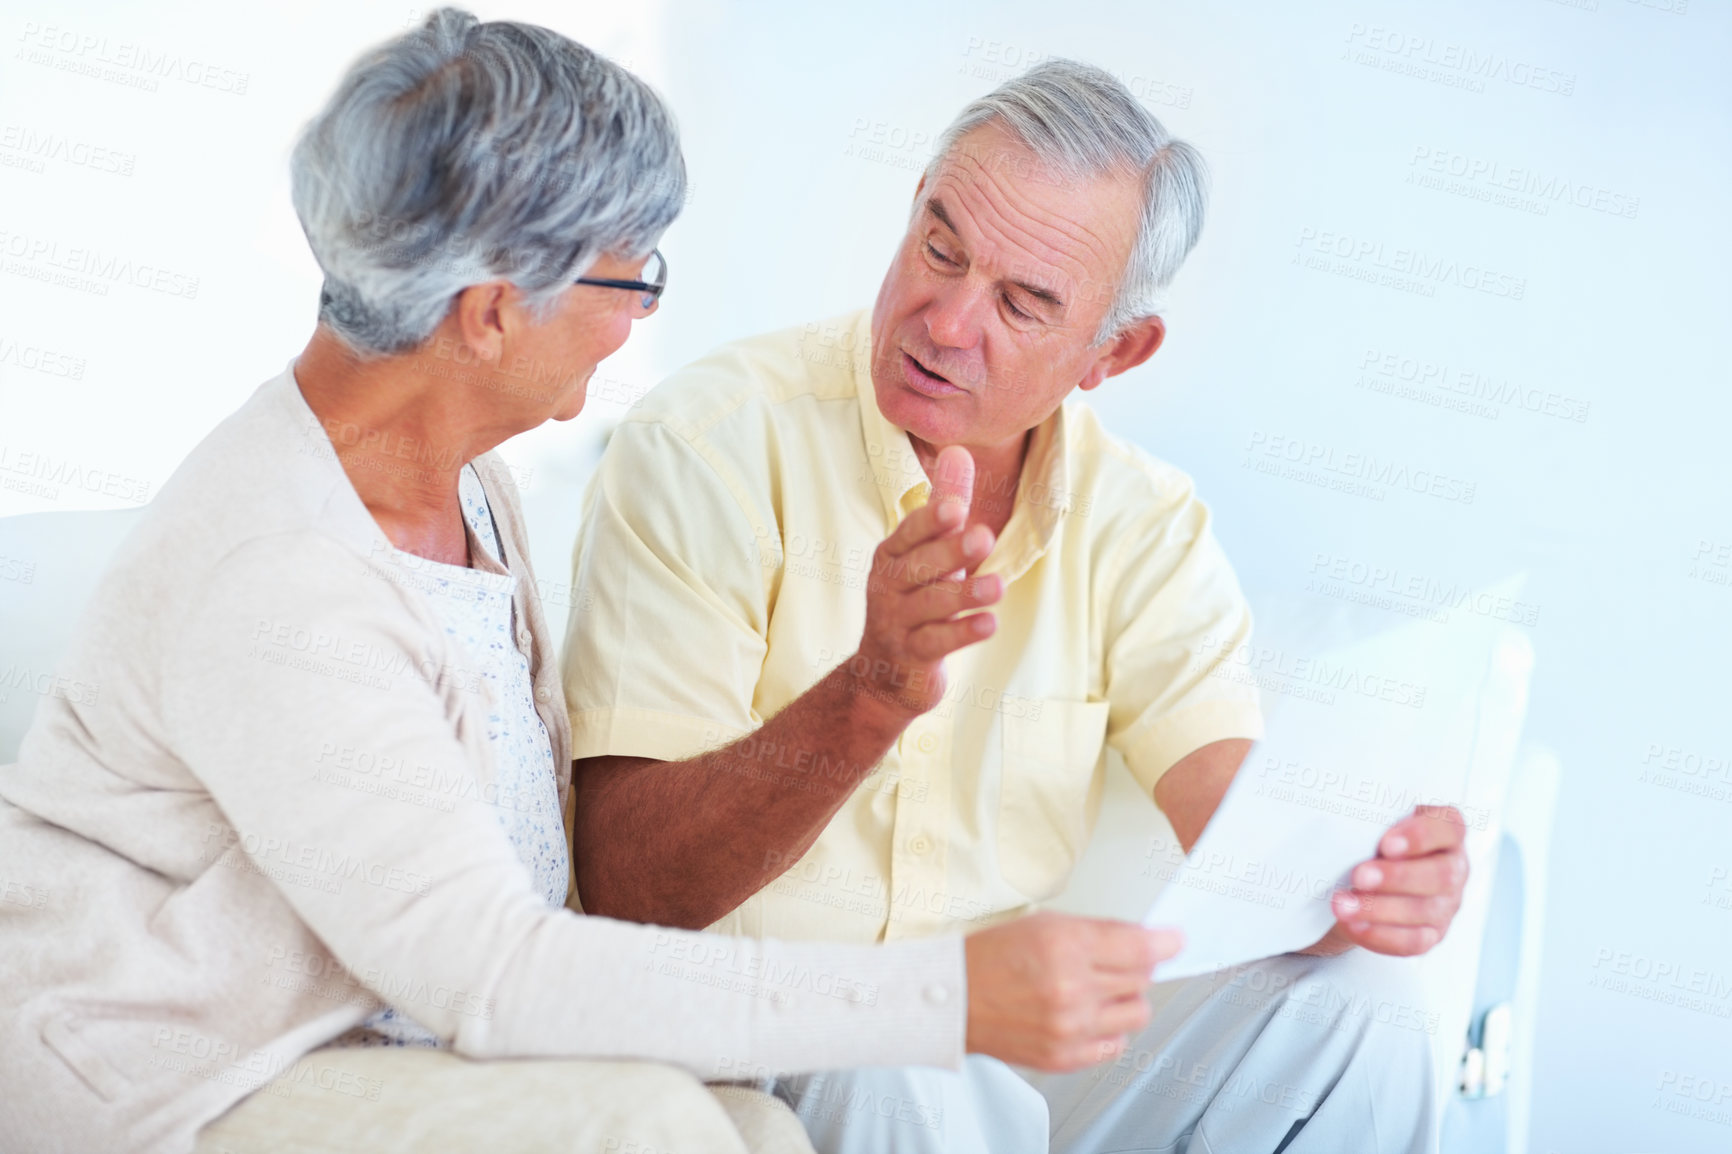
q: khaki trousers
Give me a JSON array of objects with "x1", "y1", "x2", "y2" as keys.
[
  {"x1": 195, "y1": 1045, "x2": 815, "y2": 1154},
  {"x1": 780, "y1": 950, "x2": 1439, "y2": 1153}
]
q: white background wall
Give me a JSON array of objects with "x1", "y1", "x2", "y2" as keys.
[{"x1": 1, "y1": 1, "x2": 1727, "y2": 1149}]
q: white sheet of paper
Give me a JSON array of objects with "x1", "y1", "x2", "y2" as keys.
[{"x1": 1143, "y1": 601, "x2": 1533, "y2": 982}]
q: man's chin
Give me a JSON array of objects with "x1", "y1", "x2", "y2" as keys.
[{"x1": 872, "y1": 370, "x2": 965, "y2": 447}]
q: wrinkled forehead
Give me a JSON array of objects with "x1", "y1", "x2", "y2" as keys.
[{"x1": 920, "y1": 123, "x2": 1143, "y2": 299}]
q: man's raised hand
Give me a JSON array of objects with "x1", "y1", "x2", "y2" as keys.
[{"x1": 846, "y1": 445, "x2": 1002, "y2": 717}]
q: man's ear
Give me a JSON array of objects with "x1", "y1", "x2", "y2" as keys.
[{"x1": 1078, "y1": 315, "x2": 1165, "y2": 392}]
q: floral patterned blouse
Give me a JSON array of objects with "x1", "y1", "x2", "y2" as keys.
[{"x1": 332, "y1": 463, "x2": 568, "y2": 1048}]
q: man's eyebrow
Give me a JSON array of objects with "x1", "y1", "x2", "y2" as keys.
[
  {"x1": 924, "y1": 197, "x2": 1066, "y2": 312},
  {"x1": 925, "y1": 197, "x2": 959, "y2": 235}
]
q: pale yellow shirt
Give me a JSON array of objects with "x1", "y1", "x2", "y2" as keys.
[{"x1": 564, "y1": 309, "x2": 1263, "y2": 944}]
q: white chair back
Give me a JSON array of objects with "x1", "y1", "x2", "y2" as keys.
[{"x1": 0, "y1": 507, "x2": 147, "y2": 763}]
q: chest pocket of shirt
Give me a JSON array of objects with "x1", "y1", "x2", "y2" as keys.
[{"x1": 998, "y1": 700, "x2": 1111, "y2": 900}]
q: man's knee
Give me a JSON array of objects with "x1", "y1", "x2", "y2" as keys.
[
  {"x1": 779, "y1": 1058, "x2": 1045, "y2": 1154},
  {"x1": 1273, "y1": 950, "x2": 1441, "y2": 1048},
  {"x1": 781, "y1": 1065, "x2": 951, "y2": 1136}
]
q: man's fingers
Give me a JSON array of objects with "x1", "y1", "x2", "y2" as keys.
[
  {"x1": 890, "y1": 525, "x2": 994, "y2": 588},
  {"x1": 1349, "y1": 852, "x2": 1467, "y2": 898},
  {"x1": 904, "y1": 614, "x2": 996, "y2": 661},
  {"x1": 1379, "y1": 806, "x2": 1466, "y2": 858},
  {"x1": 1336, "y1": 921, "x2": 1440, "y2": 957},
  {"x1": 879, "y1": 447, "x2": 977, "y2": 559},
  {"x1": 901, "y1": 574, "x2": 1000, "y2": 622},
  {"x1": 879, "y1": 499, "x2": 964, "y2": 560},
  {"x1": 930, "y1": 445, "x2": 975, "y2": 510},
  {"x1": 1333, "y1": 890, "x2": 1458, "y2": 928},
  {"x1": 876, "y1": 524, "x2": 992, "y2": 590}
]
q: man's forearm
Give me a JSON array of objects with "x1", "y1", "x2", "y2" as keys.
[
  {"x1": 1154, "y1": 738, "x2": 1253, "y2": 855},
  {"x1": 573, "y1": 662, "x2": 912, "y2": 928},
  {"x1": 575, "y1": 453, "x2": 1002, "y2": 928}
]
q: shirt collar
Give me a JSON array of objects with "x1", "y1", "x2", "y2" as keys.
[
  {"x1": 851, "y1": 309, "x2": 1072, "y2": 585},
  {"x1": 852, "y1": 311, "x2": 931, "y2": 525}
]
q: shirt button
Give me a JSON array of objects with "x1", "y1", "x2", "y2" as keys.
[
  {"x1": 917, "y1": 733, "x2": 937, "y2": 754},
  {"x1": 910, "y1": 835, "x2": 931, "y2": 855},
  {"x1": 535, "y1": 687, "x2": 551, "y2": 703},
  {"x1": 923, "y1": 983, "x2": 950, "y2": 1005}
]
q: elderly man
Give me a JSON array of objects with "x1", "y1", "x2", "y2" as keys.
[{"x1": 564, "y1": 61, "x2": 1466, "y2": 1153}]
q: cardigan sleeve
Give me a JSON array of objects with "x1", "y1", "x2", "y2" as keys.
[{"x1": 159, "y1": 530, "x2": 966, "y2": 1075}]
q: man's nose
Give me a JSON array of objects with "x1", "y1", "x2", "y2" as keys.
[{"x1": 924, "y1": 279, "x2": 986, "y2": 351}]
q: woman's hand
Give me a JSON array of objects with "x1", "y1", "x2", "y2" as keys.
[{"x1": 963, "y1": 912, "x2": 1182, "y2": 1071}]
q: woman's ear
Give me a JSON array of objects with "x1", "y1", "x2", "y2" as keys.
[{"x1": 451, "y1": 281, "x2": 515, "y2": 363}]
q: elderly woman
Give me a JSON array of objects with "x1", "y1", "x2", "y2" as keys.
[{"x1": 0, "y1": 11, "x2": 1176, "y2": 1154}]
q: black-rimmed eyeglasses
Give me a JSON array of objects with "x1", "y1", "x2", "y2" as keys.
[{"x1": 574, "y1": 248, "x2": 666, "y2": 310}]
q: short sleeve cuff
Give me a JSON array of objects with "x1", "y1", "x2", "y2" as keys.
[
  {"x1": 569, "y1": 706, "x2": 751, "y2": 763},
  {"x1": 1117, "y1": 697, "x2": 1266, "y2": 795}
]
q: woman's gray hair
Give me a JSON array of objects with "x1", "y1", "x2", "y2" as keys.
[
  {"x1": 927, "y1": 59, "x2": 1208, "y2": 344},
  {"x1": 291, "y1": 8, "x2": 685, "y2": 356}
]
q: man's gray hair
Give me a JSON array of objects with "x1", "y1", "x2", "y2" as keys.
[
  {"x1": 928, "y1": 59, "x2": 1207, "y2": 343},
  {"x1": 291, "y1": 7, "x2": 685, "y2": 356}
]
